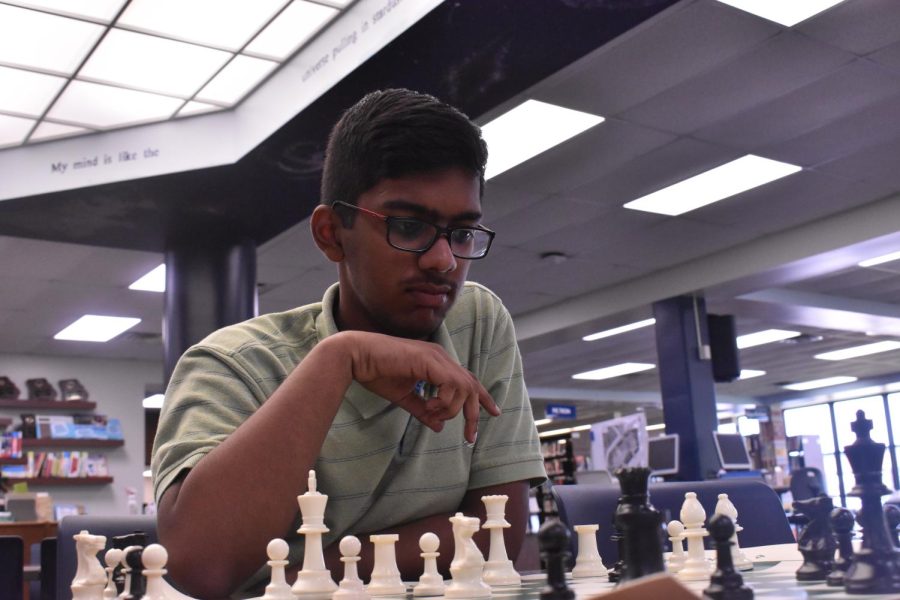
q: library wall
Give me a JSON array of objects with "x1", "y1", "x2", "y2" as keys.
[{"x1": 1, "y1": 352, "x2": 161, "y2": 516}]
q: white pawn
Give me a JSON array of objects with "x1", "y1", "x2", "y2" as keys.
[
  {"x1": 481, "y1": 495, "x2": 521, "y2": 585},
  {"x1": 666, "y1": 520, "x2": 686, "y2": 573},
  {"x1": 102, "y1": 548, "x2": 122, "y2": 599},
  {"x1": 677, "y1": 492, "x2": 712, "y2": 581},
  {"x1": 260, "y1": 538, "x2": 293, "y2": 600},
  {"x1": 714, "y1": 493, "x2": 753, "y2": 571},
  {"x1": 333, "y1": 536, "x2": 370, "y2": 600},
  {"x1": 413, "y1": 532, "x2": 446, "y2": 597},
  {"x1": 141, "y1": 544, "x2": 168, "y2": 600},
  {"x1": 571, "y1": 524, "x2": 607, "y2": 578},
  {"x1": 367, "y1": 534, "x2": 406, "y2": 596}
]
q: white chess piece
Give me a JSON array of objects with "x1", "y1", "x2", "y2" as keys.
[
  {"x1": 714, "y1": 493, "x2": 753, "y2": 571},
  {"x1": 413, "y1": 532, "x2": 445, "y2": 597},
  {"x1": 293, "y1": 470, "x2": 338, "y2": 597},
  {"x1": 666, "y1": 520, "x2": 686, "y2": 573},
  {"x1": 367, "y1": 534, "x2": 406, "y2": 596},
  {"x1": 71, "y1": 530, "x2": 108, "y2": 600},
  {"x1": 445, "y1": 513, "x2": 491, "y2": 598},
  {"x1": 333, "y1": 536, "x2": 370, "y2": 600},
  {"x1": 571, "y1": 524, "x2": 607, "y2": 578},
  {"x1": 103, "y1": 548, "x2": 122, "y2": 599},
  {"x1": 677, "y1": 492, "x2": 712, "y2": 581},
  {"x1": 481, "y1": 495, "x2": 521, "y2": 585},
  {"x1": 141, "y1": 544, "x2": 168, "y2": 600},
  {"x1": 260, "y1": 538, "x2": 293, "y2": 600}
]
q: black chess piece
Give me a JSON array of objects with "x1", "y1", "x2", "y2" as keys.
[
  {"x1": 607, "y1": 512, "x2": 625, "y2": 583},
  {"x1": 793, "y1": 494, "x2": 836, "y2": 581},
  {"x1": 843, "y1": 410, "x2": 900, "y2": 594},
  {"x1": 111, "y1": 532, "x2": 148, "y2": 594},
  {"x1": 614, "y1": 467, "x2": 665, "y2": 582},
  {"x1": 538, "y1": 520, "x2": 575, "y2": 600},
  {"x1": 124, "y1": 546, "x2": 145, "y2": 600},
  {"x1": 827, "y1": 507, "x2": 855, "y2": 587},
  {"x1": 885, "y1": 504, "x2": 900, "y2": 548},
  {"x1": 702, "y1": 514, "x2": 753, "y2": 600}
]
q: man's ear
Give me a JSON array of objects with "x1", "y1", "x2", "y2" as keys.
[{"x1": 310, "y1": 205, "x2": 345, "y2": 262}]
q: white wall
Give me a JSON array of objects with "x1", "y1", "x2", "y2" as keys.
[{"x1": 0, "y1": 353, "x2": 161, "y2": 516}]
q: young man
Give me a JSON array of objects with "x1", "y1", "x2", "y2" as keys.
[{"x1": 152, "y1": 89, "x2": 546, "y2": 598}]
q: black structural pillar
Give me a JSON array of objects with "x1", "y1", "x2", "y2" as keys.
[
  {"x1": 652, "y1": 295, "x2": 720, "y2": 481},
  {"x1": 163, "y1": 236, "x2": 258, "y2": 384}
]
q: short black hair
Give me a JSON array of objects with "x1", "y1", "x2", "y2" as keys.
[{"x1": 320, "y1": 89, "x2": 488, "y2": 216}]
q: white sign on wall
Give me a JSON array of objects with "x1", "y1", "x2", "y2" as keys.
[{"x1": 590, "y1": 412, "x2": 649, "y2": 473}]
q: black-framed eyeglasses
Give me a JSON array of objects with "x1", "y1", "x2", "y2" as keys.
[{"x1": 333, "y1": 201, "x2": 495, "y2": 260}]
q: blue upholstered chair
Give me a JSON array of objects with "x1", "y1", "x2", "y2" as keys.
[
  {"x1": 552, "y1": 478, "x2": 793, "y2": 567},
  {"x1": 0, "y1": 535, "x2": 25, "y2": 600}
]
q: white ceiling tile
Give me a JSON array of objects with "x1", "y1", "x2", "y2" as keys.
[
  {"x1": 797, "y1": 0, "x2": 900, "y2": 56},
  {"x1": 487, "y1": 197, "x2": 612, "y2": 248},
  {"x1": 47, "y1": 80, "x2": 183, "y2": 129},
  {"x1": 29, "y1": 121, "x2": 91, "y2": 141},
  {"x1": 0, "y1": 66, "x2": 66, "y2": 117},
  {"x1": 4, "y1": 0, "x2": 126, "y2": 23},
  {"x1": 195, "y1": 55, "x2": 278, "y2": 106},
  {"x1": 117, "y1": 0, "x2": 289, "y2": 51},
  {"x1": 245, "y1": 0, "x2": 339, "y2": 61},
  {"x1": 0, "y1": 113, "x2": 35, "y2": 147},
  {"x1": 177, "y1": 101, "x2": 224, "y2": 117},
  {"x1": 817, "y1": 136, "x2": 900, "y2": 191},
  {"x1": 0, "y1": 4, "x2": 105, "y2": 75}
]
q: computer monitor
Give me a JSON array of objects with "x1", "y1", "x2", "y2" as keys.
[
  {"x1": 713, "y1": 431, "x2": 753, "y2": 470},
  {"x1": 647, "y1": 434, "x2": 679, "y2": 476}
]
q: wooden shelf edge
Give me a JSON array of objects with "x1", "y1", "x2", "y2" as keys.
[
  {"x1": 0, "y1": 457, "x2": 27, "y2": 465},
  {"x1": 23, "y1": 438, "x2": 123, "y2": 448},
  {"x1": 6, "y1": 476, "x2": 113, "y2": 485},
  {"x1": 0, "y1": 399, "x2": 96, "y2": 410}
]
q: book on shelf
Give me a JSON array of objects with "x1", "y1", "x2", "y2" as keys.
[
  {"x1": 0, "y1": 431, "x2": 23, "y2": 458},
  {"x1": 34, "y1": 414, "x2": 122, "y2": 440}
]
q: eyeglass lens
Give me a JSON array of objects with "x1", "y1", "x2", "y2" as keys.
[{"x1": 388, "y1": 218, "x2": 490, "y2": 258}]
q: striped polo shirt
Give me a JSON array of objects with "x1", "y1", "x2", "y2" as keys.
[{"x1": 152, "y1": 281, "x2": 546, "y2": 595}]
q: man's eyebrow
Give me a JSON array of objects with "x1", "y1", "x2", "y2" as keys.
[{"x1": 381, "y1": 199, "x2": 482, "y2": 222}]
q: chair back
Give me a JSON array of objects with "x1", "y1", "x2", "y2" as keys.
[
  {"x1": 56, "y1": 515, "x2": 157, "y2": 600},
  {"x1": 790, "y1": 467, "x2": 827, "y2": 502},
  {"x1": 574, "y1": 470, "x2": 614, "y2": 485},
  {"x1": 552, "y1": 478, "x2": 793, "y2": 566},
  {"x1": 0, "y1": 535, "x2": 24, "y2": 600}
]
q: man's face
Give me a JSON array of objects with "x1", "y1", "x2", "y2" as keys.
[{"x1": 335, "y1": 167, "x2": 482, "y2": 339}]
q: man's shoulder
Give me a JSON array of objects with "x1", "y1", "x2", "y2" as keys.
[
  {"x1": 195, "y1": 302, "x2": 324, "y2": 358},
  {"x1": 451, "y1": 281, "x2": 507, "y2": 315}
]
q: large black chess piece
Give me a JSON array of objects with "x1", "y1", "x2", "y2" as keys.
[
  {"x1": 607, "y1": 510, "x2": 625, "y2": 582},
  {"x1": 827, "y1": 507, "x2": 856, "y2": 587},
  {"x1": 843, "y1": 410, "x2": 900, "y2": 594},
  {"x1": 124, "y1": 546, "x2": 145, "y2": 600},
  {"x1": 702, "y1": 514, "x2": 753, "y2": 600},
  {"x1": 613, "y1": 467, "x2": 665, "y2": 582},
  {"x1": 885, "y1": 504, "x2": 900, "y2": 548},
  {"x1": 793, "y1": 494, "x2": 836, "y2": 581},
  {"x1": 538, "y1": 520, "x2": 574, "y2": 600},
  {"x1": 111, "y1": 532, "x2": 148, "y2": 594}
]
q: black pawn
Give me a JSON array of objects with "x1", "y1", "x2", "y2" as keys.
[
  {"x1": 885, "y1": 504, "x2": 900, "y2": 548},
  {"x1": 702, "y1": 514, "x2": 753, "y2": 600},
  {"x1": 827, "y1": 507, "x2": 855, "y2": 587},
  {"x1": 793, "y1": 494, "x2": 836, "y2": 581},
  {"x1": 538, "y1": 521, "x2": 574, "y2": 600},
  {"x1": 111, "y1": 532, "x2": 147, "y2": 594},
  {"x1": 124, "y1": 546, "x2": 145, "y2": 600}
]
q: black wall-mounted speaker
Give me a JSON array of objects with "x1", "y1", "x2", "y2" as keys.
[{"x1": 708, "y1": 314, "x2": 741, "y2": 383}]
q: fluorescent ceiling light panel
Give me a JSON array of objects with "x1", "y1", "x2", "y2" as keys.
[
  {"x1": 245, "y1": 1, "x2": 339, "y2": 61},
  {"x1": 0, "y1": 4, "x2": 105, "y2": 75},
  {"x1": 0, "y1": 66, "x2": 66, "y2": 117},
  {"x1": 736, "y1": 328, "x2": 800, "y2": 349},
  {"x1": 715, "y1": 0, "x2": 846, "y2": 27},
  {"x1": 79, "y1": 29, "x2": 232, "y2": 98},
  {"x1": 142, "y1": 393, "x2": 165, "y2": 409},
  {"x1": 482, "y1": 100, "x2": 604, "y2": 180},
  {"x1": 624, "y1": 155, "x2": 801, "y2": 216},
  {"x1": 783, "y1": 376, "x2": 858, "y2": 391},
  {"x1": 30, "y1": 121, "x2": 90, "y2": 141},
  {"x1": 0, "y1": 114, "x2": 36, "y2": 147},
  {"x1": 129, "y1": 264, "x2": 166, "y2": 292},
  {"x1": 177, "y1": 101, "x2": 223, "y2": 118},
  {"x1": 814, "y1": 340, "x2": 900, "y2": 361},
  {"x1": 859, "y1": 250, "x2": 900, "y2": 268},
  {"x1": 195, "y1": 55, "x2": 278, "y2": 106},
  {"x1": 54, "y1": 315, "x2": 141, "y2": 342},
  {"x1": 646, "y1": 423, "x2": 666, "y2": 431},
  {"x1": 583, "y1": 318, "x2": 655, "y2": 342},
  {"x1": 738, "y1": 369, "x2": 766, "y2": 380},
  {"x1": 47, "y1": 80, "x2": 183, "y2": 129},
  {"x1": 534, "y1": 418, "x2": 553, "y2": 427},
  {"x1": 5, "y1": 0, "x2": 126, "y2": 23},
  {"x1": 572, "y1": 362, "x2": 655, "y2": 381},
  {"x1": 117, "y1": 0, "x2": 288, "y2": 51}
]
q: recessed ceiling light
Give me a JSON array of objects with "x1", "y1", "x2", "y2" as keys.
[
  {"x1": 0, "y1": 4, "x2": 105, "y2": 75},
  {"x1": 538, "y1": 424, "x2": 591, "y2": 438},
  {"x1": 814, "y1": 341, "x2": 900, "y2": 361},
  {"x1": 583, "y1": 318, "x2": 656, "y2": 342},
  {"x1": 533, "y1": 418, "x2": 553, "y2": 427},
  {"x1": 129, "y1": 264, "x2": 165, "y2": 292},
  {"x1": 646, "y1": 423, "x2": 666, "y2": 432},
  {"x1": 572, "y1": 362, "x2": 655, "y2": 381},
  {"x1": 858, "y1": 250, "x2": 900, "y2": 268},
  {"x1": 5, "y1": 0, "x2": 127, "y2": 23},
  {"x1": 782, "y1": 376, "x2": 858, "y2": 391},
  {"x1": 0, "y1": 114, "x2": 36, "y2": 147},
  {"x1": 195, "y1": 55, "x2": 278, "y2": 106},
  {"x1": 715, "y1": 0, "x2": 846, "y2": 27},
  {"x1": 142, "y1": 393, "x2": 164, "y2": 409},
  {"x1": 29, "y1": 121, "x2": 90, "y2": 141},
  {"x1": 623, "y1": 155, "x2": 801, "y2": 216},
  {"x1": 0, "y1": 66, "x2": 67, "y2": 117},
  {"x1": 245, "y1": 0, "x2": 340, "y2": 61},
  {"x1": 54, "y1": 315, "x2": 141, "y2": 342},
  {"x1": 481, "y1": 99, "x2": 604, "y2": 180},
  {"x1": 736, "y1": 328, "x2": 801, "y2": 349},
  {"x1": 47, "y1": 80, "x2": 183, "y2": 129},
  {"x1": 738, "y1": 369, "x2": 766, "y2": 379}
]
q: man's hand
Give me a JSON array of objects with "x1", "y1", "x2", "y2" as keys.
[{"x1": 337, "y1": 331, "x2": 500, "y2": 443}]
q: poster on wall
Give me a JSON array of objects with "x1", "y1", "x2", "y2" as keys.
[{"x1": 591, "y1": 412, "x2": 648, "y2": 472}]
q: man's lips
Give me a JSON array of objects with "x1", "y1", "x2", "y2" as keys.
[{"x1": 407, "y1": 284, "x2": 453, "y2": 308}]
